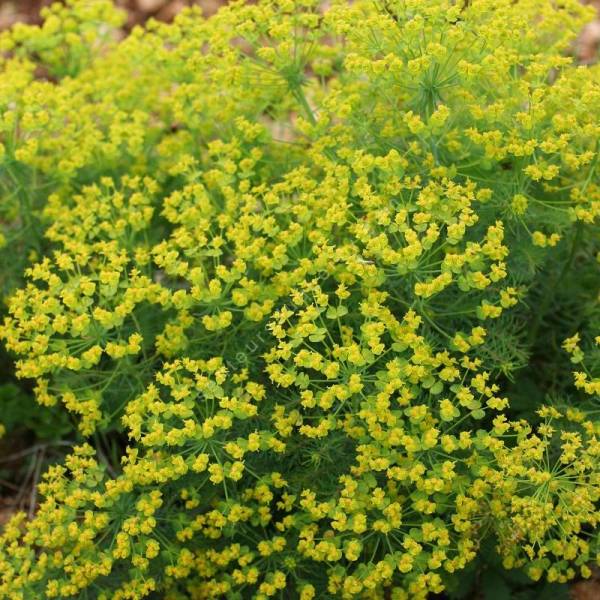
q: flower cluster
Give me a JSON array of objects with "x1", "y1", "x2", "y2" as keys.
[{"x1": 0, "y1": 0, "x2": 599, "y2": 598}]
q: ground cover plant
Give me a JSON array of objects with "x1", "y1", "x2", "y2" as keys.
[{"x1": 0, "y1": 0, "x2": 599, "y2": 598}]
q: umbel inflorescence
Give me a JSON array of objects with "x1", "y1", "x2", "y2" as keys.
[{"x1": 0, "y1": 0, "x2": 599, "y2": 598}]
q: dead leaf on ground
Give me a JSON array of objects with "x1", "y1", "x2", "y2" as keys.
[{"x1": 571, "y1": 569, "x2": 600, "y2": 600}]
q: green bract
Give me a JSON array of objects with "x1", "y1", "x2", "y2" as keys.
[{"x1": 0, "y1": 0, "x2": 599, "y2": 598}]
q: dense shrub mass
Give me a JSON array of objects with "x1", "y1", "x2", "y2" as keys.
[{"x1": 0, "y1": 0, "x2": 599, "y2": 598}]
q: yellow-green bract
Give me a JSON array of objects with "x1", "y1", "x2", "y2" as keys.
[{"x1": 0, "y1": 0, "x2": 599, "y2": 598}]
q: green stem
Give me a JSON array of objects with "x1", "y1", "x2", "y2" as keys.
[
  {"x1": 292, "y1": 86, "x2": 317, "y2": 126},
  {"x1": 291, "y1": 84, "x2": 337, "y2": 163}
]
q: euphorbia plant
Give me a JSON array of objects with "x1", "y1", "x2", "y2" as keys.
[{"x1": 0, "y1": 0, "x2": 598, "y2": 598}]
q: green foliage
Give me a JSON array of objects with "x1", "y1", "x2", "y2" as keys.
[{"x1": 0, "y1": 0, "x2": 598, "y2": 598}]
